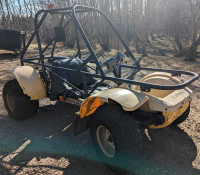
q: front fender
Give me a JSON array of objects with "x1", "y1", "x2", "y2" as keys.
[
  {"x1": 80, "y1": 88, "x2": 149, "y2": 118},
  {"x1": 11, "y1": 66, "x2": 46, "y2": 100}
]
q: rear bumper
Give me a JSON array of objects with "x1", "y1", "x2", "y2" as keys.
[
  {"x1": 149, "y1": 100, "x2": 190, "y2": 129},
  {"x1": 147, "y1": 88, "x2": 192, "y2": 112}
]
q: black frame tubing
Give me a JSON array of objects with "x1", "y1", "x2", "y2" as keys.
[{"x1": 21, "y1": 5, "x2": 199, "y2": 97}]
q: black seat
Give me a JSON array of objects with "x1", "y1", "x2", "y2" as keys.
[
  {"x1": 52, "y1": 57, "x2": 96, "y2": 87},
  {"x1": 50, "y1": 57, "x2": 108, "y2": 99},
  {"x1": 48, "y1": 57, "x2": 68, "y2": 64}
]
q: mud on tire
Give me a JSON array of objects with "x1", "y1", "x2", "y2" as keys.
[
  {"x1": 90, "y1": 104, "x2": 149, "y2": 174},
  {"x1": 3, "y1": 79, "x2": 39, "y2": 120}
]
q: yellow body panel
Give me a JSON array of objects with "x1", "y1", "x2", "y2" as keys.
[
  {"x1": 80, "y1": 88, "x2": 149, "y2": 118},
  {"x1": 140, "y1": 72, "x2": 181, "y2": 84},
  {"x1": 146, "y1": 87, "x2": 192, "y2": 112},
  {"x1": 79, "y1": 72, "x2": 192, "y2": 129},
  {"x1": 12, "y1": 66, "x2": 46, "y2": 100},
  {"x1": 150, "y1": 101, "x2": 190, "y2": 129},
  {"x1": 135, "y1": 73, "x2": 181, "y2": 98}
]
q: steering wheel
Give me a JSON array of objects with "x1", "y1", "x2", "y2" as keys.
[{"x1": 101, "y1": 52, "x2": 125, "y2": 77}]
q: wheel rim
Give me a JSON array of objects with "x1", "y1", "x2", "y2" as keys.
[
  {"x1": 6, "y1": 92, "x2": 15, "y2": 112},
  {"x1": 96, "y1": 125, "x2": 116, "y2": 158}
]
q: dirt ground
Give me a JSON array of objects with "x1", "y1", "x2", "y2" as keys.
[{"x1": 0, "y1": 47, "x2": 200, "y2": 175}]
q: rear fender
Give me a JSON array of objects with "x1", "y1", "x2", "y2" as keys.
[
  {"x1": 11, "y1": 66, "x2": 46, "y2": 100},
  {"x1": 134, "y1": 72, "x2": 182, "y2": 98},
  {"x1": 80, "y1": 88, "x2": 149, "y2": 118},
  {"x1": 140, "y1": 72, "x2": 181, "y2": 83}
]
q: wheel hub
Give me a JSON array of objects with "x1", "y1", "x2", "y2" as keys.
[
  {"x1": 96, "y1": 125, "x2": 116, "y2": 158},
  {"x1": 6, "y1": 93, "x2": 15, "y2": 112}
]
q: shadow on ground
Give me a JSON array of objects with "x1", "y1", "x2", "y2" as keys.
[
  {"x1": 0, "y1": 53, "x2": 19, "y2": 61},
  {"x1": 143, "y1": 127, "x2": 200, "y2": 175},
  {"x1": 0, "y1": 102, "x2": 199, "y2": 175}
]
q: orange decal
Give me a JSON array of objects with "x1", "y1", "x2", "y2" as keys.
[{"x1": 80, "y1": 97, "x2": 104, "y2": 118}]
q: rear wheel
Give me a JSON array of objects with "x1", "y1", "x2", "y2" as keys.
[
  {"x1": 3, "y1": 79, "x2": 39, "y2": 120},
  {"x1": 90, "y1": 104, "x2": 148, "y2": 174}
]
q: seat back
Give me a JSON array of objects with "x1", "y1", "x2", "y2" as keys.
[{"x1": 52, "y1": 58, "x2": 96, "y2": 87}]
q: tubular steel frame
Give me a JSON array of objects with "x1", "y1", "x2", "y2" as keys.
[{"x1": 20, "y1": 5, "x2": 199, "y2": 98}]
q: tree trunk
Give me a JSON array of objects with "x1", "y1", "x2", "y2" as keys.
[
  {"x1": 174, "y1": 34, "x2": 183, "y2": 52},
  {"x1": 141, "y1": 41, "x2": 148, "y2": 57},
  {"x1": 186, "y1": 36, "x2": 200, "y2": 60}
]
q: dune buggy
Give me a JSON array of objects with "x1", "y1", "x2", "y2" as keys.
[{"x1": 3, "y1": 5, "x2": 199, "y2": 174}]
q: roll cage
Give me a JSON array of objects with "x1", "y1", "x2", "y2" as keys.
[{"x1": 20, "y1": 5, "x2": 199, "y2": 98}]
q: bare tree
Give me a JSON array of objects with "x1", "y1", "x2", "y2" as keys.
[
  {"x1": 186, "y1": 0, "x2": 200, "y2": 60},
  {"x1": 0, "y1": 0, "x2": 199, "y2": 59}
]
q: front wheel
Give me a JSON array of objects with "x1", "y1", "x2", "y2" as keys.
[
  {"x1": 3, "y1": 79, "x2": 39, "y2": 120},
  {"x1": 90, "y1": 104, "x2": 148, "y2": 174}
]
